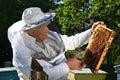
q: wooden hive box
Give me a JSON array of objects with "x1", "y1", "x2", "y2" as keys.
[{"x1": 67, "y1": 68, "x2": 107, "y2": 80}]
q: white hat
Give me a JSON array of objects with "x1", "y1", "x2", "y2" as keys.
[{"x1": 22, "y1": 7, "x2": 56, "y2": 31}]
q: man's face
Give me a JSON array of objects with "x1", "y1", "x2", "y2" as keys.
[{"x1": 27, "y1": 26, "x2": 50, "y2": 43}]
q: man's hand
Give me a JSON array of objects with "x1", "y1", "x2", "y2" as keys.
[
  {"x1": 66, "y1": 58, "x2": 85, "y2": 70},
  {"x1": 91, "y1": 21, "x2": 107, "y2": 33}
]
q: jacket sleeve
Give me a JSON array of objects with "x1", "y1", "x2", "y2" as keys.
[
  {"x1": 60, "y1": 29, "x2": 92, "y2": 51},
  {"x1": 8, "y1": 29, "x2": 32, "y2": 80}
]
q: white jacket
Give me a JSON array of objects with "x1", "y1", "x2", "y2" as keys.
[{"x1": 8, "y1": 20, "x2": 91, "y2": 80}]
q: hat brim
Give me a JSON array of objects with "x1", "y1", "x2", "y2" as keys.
[
  {"x1": 23, "y1": 12, "x2": 56, "y2": 31},
  {"x1": 24, "y1": 21, "x2": 51, "y2": 32}
]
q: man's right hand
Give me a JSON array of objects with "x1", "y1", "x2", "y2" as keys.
[{"x1": 66, "y1": 58, "x2": 85, "y2": 70}]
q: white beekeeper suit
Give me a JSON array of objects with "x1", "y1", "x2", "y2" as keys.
[{"x1": 7, "y1": 7, "x2": 92, "y2": 80}]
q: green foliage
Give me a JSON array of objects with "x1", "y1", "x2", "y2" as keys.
[
  {"x1": 52, "y1": 0, "x2": 91, "y2": 35},
  {"x1": 65, "y1": 47, "x2": 84, "y2": 59}
]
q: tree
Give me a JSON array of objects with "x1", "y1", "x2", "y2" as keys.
[{"x1": 52, "y1": 0, "x2": 92, "y2": 35}]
